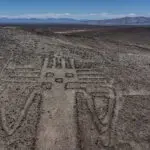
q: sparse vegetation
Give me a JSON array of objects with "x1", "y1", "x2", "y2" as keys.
[{"x1": 0, "y1": 25, "x2": 149, "y2": 150}]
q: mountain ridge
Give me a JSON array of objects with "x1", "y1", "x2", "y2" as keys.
[{"x1": 0, "y1": 16, "x2": 150, "y2": 25}]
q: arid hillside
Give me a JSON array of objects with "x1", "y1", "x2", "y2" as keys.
[{"x1": 0, "y1": 25, "x2": 149, "y2": 150}]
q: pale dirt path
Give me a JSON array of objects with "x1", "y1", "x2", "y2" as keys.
[
  {"x1": 36, "y1": 84, "x2": 78, "y2": 150},
  {"x1": 54, "y1": 29, "x2": 91, "y2": 34}
]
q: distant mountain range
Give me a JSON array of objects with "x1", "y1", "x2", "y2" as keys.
[
  {"x1": 0, "y1": 16, "x2": 150, "y2": 25},
  {"x1": 83, "y1": 17, "x2": 150, "y2": 25},
  {"x1": 0, "y1": 17, "x2": 78, "y2": 24}
]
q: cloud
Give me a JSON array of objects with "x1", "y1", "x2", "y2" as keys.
[
  {"x1": 0, "y1": 12, "x2": 147, "y2": 20},
  {"x1": 87, "y1": 13, "x2": 137, "y2": 19},
  {"x1": 0, "y1": 13, "x2": 72, "y2": 19}
]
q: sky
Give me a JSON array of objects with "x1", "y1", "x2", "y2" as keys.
[{"x1": 0, "y1": 0, "x2": 150, "y2": 20}]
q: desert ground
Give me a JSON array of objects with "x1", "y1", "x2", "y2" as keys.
[{"x1": 0, "y1": 25, "x2": 150, "y2": 150}]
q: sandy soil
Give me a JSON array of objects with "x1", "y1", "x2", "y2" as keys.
[{"x1": 0, "y1": 26, "x2": 149, "y2": 150}]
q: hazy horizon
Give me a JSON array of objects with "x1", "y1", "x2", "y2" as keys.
[{"x1": 0, "y1": 0, "x2": 150, "y2": 20}]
